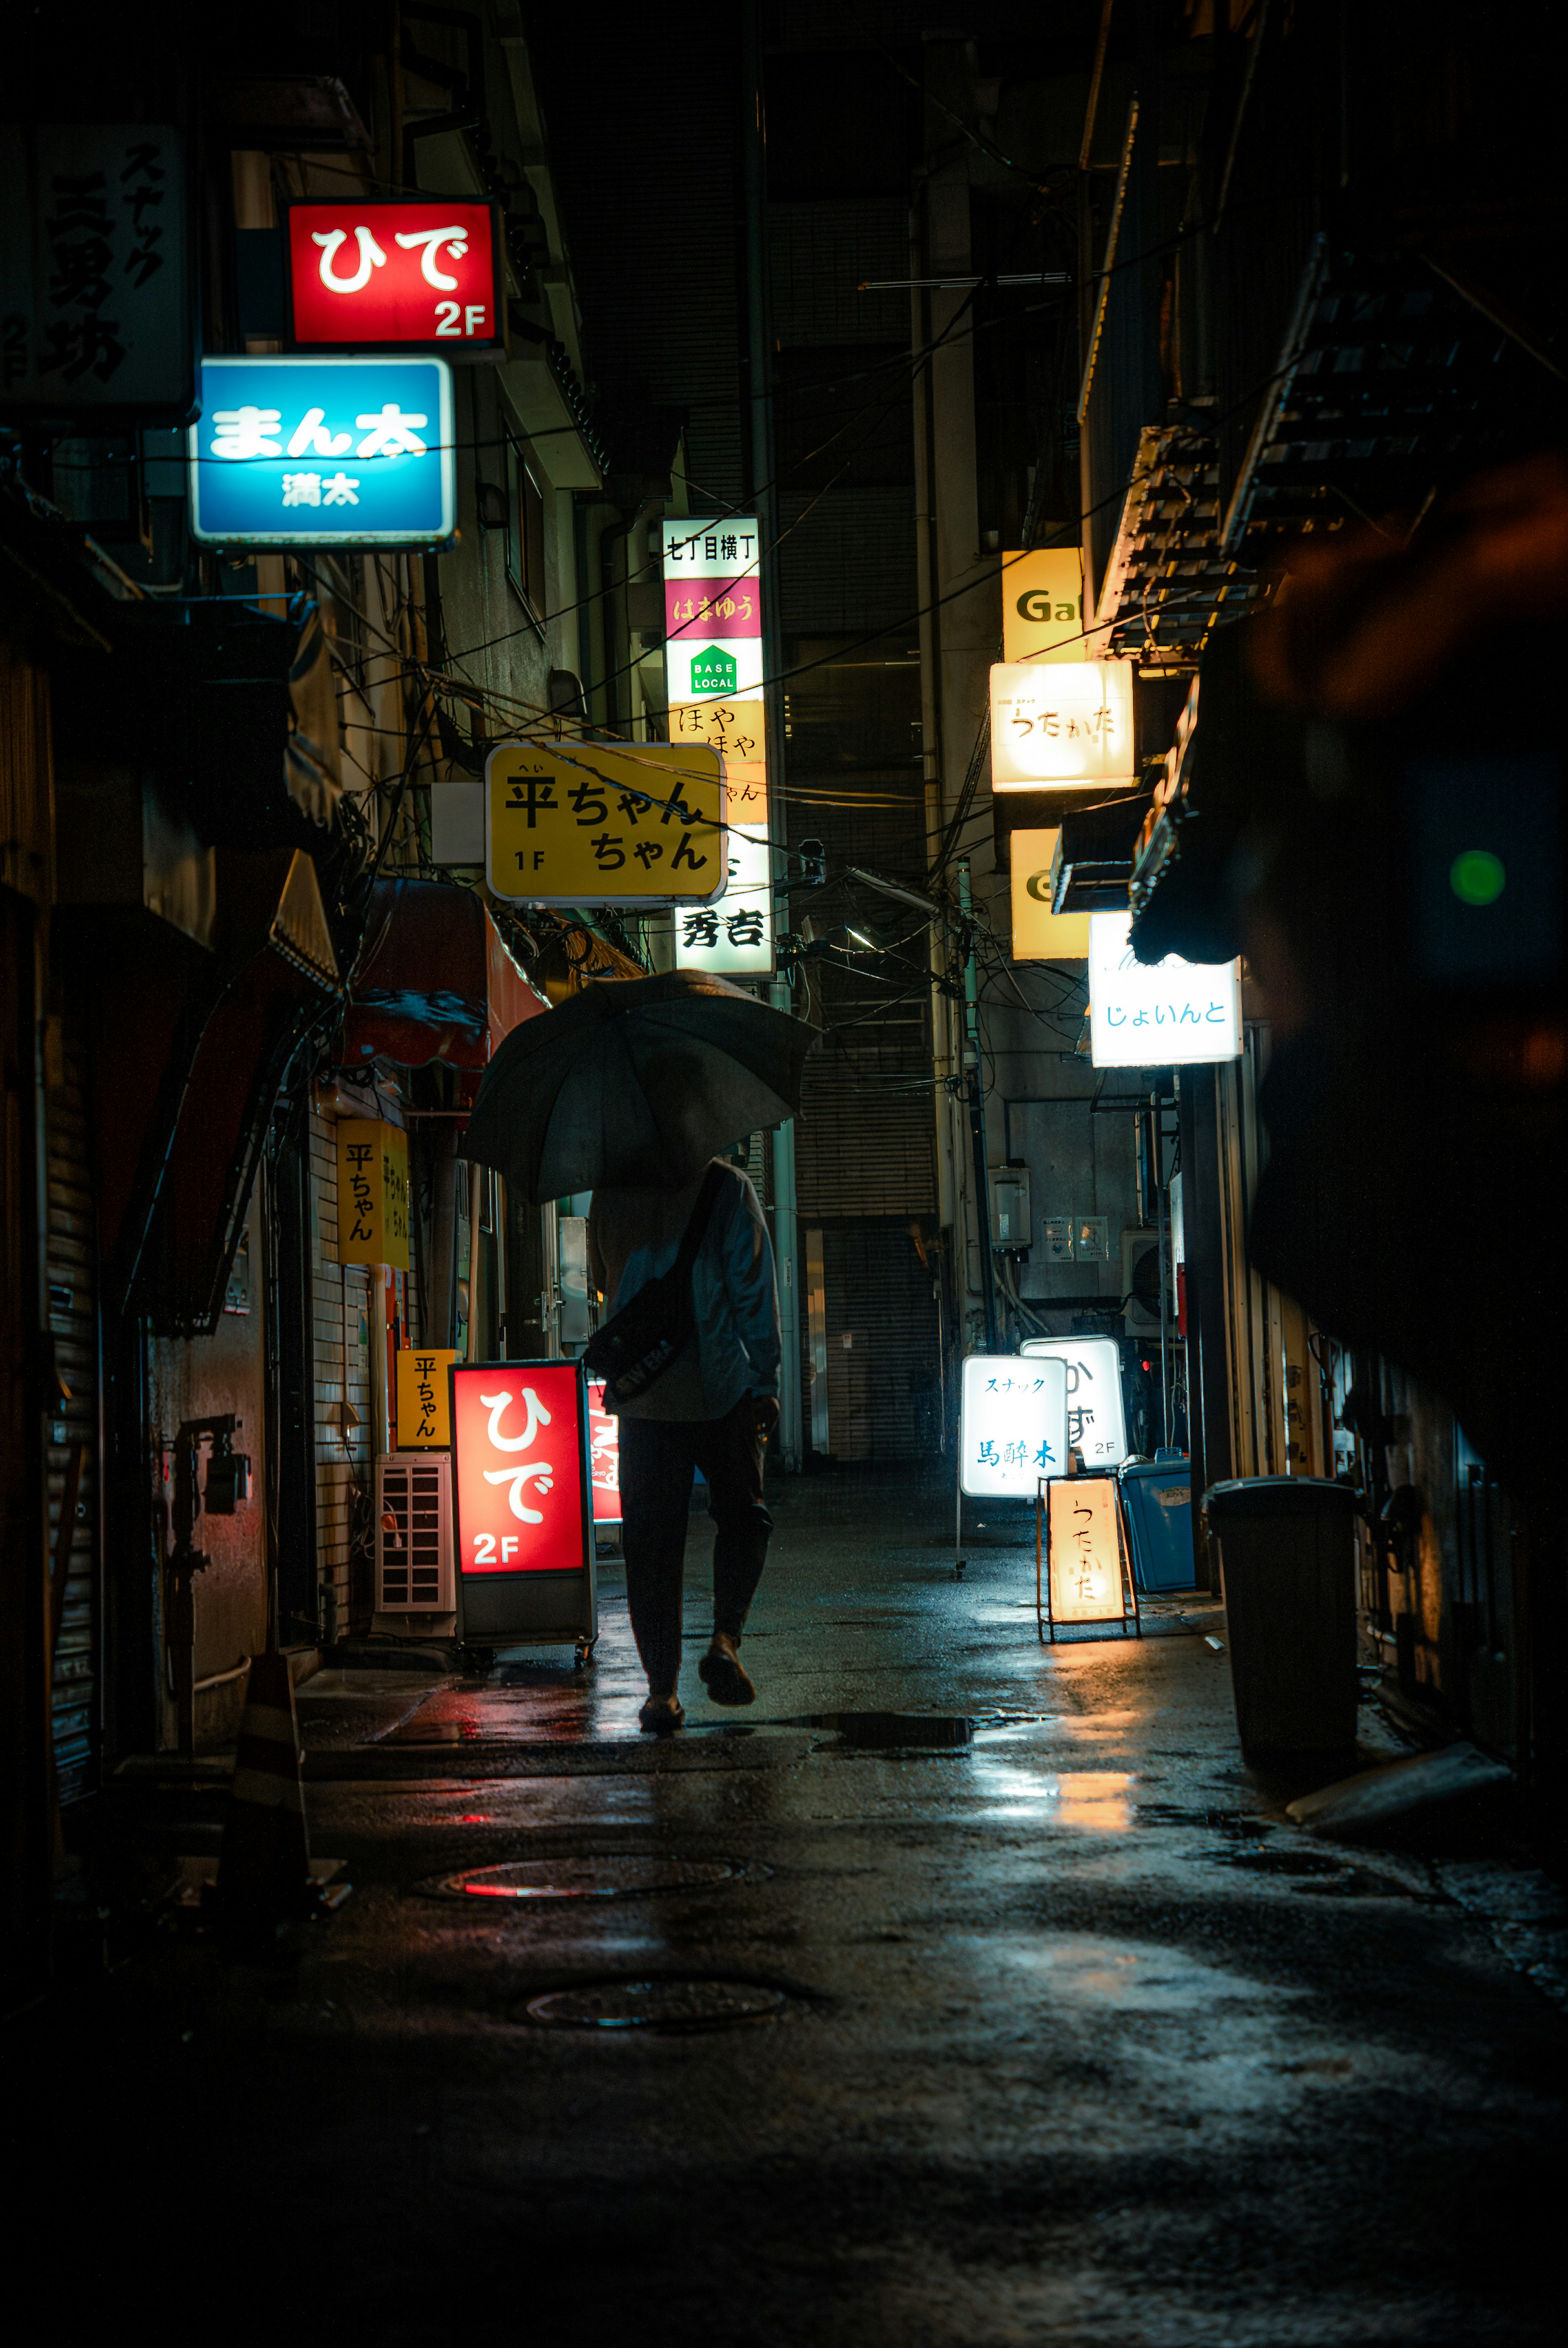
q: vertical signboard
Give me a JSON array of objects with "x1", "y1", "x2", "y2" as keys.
[
  {"x1": 1002, "y1": 549, "x2": 1085, "y2": 664},
  {"x1": 664, "y1": 516, "x2": 774, "y2": 974},
  {"x1": 587, "y1": 1380, "x2": 621, "y2": 1524},
  {"x1": 336, "y1": 1120, "x2": 410, "y2": 1270},
  {"x1": 958, "y1": 1355, "x2": 1069, "y2": 1497},
  {"x1": 396, "y1": 1348, "x2": 458, "y2": 1448},
  {"x1": 450, "y1": 1361, "x2": 596, "y2": 1643},
  {"x1": 1045, "y1": 1477, "x2": 1129, "y2": 1625},
  {"x1": 1021, "y1": 1335, "x2": 1128, "y2": 1468}
]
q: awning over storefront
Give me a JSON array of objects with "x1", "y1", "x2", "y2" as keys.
[
  {"x1": 338, "y1": 880, "x2": 548, "y2": 1068},
  {"x1": 96, "y1": 847, "x2": 342, "y2": 1333}
]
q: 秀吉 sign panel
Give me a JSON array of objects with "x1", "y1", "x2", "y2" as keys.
[{"x1": 188, "y1": 355, "x2": 454, "y2": 546}]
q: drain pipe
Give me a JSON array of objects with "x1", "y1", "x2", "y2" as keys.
[{"x1": 599, "y1": 493, "x2": 662, "y2": 737}]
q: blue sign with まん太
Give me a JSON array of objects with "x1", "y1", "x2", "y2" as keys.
[{"x1": 187, "y1": 355, "x2": 454, "y2": 546}]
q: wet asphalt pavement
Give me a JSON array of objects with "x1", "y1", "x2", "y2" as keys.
[{"x1": 13, "y1": 1467, "x2": 1566, "y2": 2344}]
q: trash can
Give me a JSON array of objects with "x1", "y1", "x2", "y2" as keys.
[
  {"x1": 1120, "y1": 1450, "x2": 1195, "y2": 1592},
  {"x1": 1204, "y1": 1477, "x2": 1359, "y2": 1756}
]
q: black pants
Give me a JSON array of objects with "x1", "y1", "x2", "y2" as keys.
[{"x1": 618, "y1": 1397, "x2": 773, "y2": 1696}]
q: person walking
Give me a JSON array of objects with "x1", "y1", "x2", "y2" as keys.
[{"x1": 588, "y1": 1151, "x2": 781, "y2": 1732}]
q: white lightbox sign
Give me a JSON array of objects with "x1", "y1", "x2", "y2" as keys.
[
  {"x1": 662, "y1": 517, "x2": 761, "y2": 578},
  {"x1": 665, "y1": 635, "x2": 764, "y2": 704},
  {"x1": 960, "y1": 1355, "x2": 1069, "y2": 1498},
  {"x1": 1020, "y1": 1336, "x2": 1128, "y2": 1468},
  {"x1": 675, "y1": 816, "x2": 774, "y2": 975},
  {"x1": 990, "y1": 660, "x2": 1135, "y2": 790},
  {"x1": 1088, "y1": 911, "x2": 1242, "y2": 1067}
]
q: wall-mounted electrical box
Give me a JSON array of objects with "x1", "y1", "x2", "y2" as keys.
[{"x1": 990, "y1": 1164, "x2": 1032, "y2": 1250}]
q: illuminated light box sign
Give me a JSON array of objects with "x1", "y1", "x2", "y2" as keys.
[
  {"x1": 451, "y1": 1361, "x2": 590, "y2": 1578},
  {"x1": 396, "y1": 1348, "x2": 458, "y2": 1448},
  {"x1": 1009, "y1": 827, "x2": 1091, "y2": 960},
  {"x1": 587, "y1": 1381, "x2": 621, "y2": 1524},
  {"x1": 486, "y1": 740, "x2": 725, "y2": 908},
  {"x1": 990, "y1": 660, "x2": 1135, "y2": 790},
  {"x1": 666, "y1": 575, "x2": 761, "y2": 639},
  {"x1": 188, "y1": 355, "x2": 454, "y2": 546},
  {"x1": 285, "y1": 200, "x2": 502, "y2": 348},
  {"x1": 1002, "y1": 548, "x2": 1085, "y2": 664},
  {"x1": 1042, "y1": 1476, "x2": 1137, "y2": 1635},
  {"x1": 959, "y1": 1354, "x2": 1069, "y2": 1498},
  {"x1": 666, "y1": 636, "x2": 764, "y2": 703},
  {"x1": 664, "y1": 517, "x2": 762, "y2": 578},
  {"x1": 1088, "y1": 911, "x2": 1242, "y2": 1068},
  {"x1": 668, "y1": 699, "x2": 763, "y2": 759},
  {"x1": 675, "y1": 804, "x2": 773, "y2": 975},
  {"x1": 1020, "y1": 1336, "x2": 1128, "y2": 1469}
]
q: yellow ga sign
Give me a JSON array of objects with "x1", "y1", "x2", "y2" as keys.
[
  {"x1": 1002, "y1": 548, "x2": 1085, "y2": 664},
  {"x1": 486, "y1": 740, "x2": 726, "y2": 907}
]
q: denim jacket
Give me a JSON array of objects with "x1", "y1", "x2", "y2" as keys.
[{"x1": 587, "y1": 1160, "x2": 780, "y2": 1421}]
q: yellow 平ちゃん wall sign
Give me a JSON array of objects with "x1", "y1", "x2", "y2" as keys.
[
  {"x1": 336, "y1": 1119, "x2": 410, "y2": 1270},
  {"x1": 486, "y1": 740, "x2": 725, "y2": 908},
  {"x1": 396, "y1": 1348, "x2": 458, "y2": 1447}
]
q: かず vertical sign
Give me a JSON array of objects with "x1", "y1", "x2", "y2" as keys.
[{"x1": 450, "y1": 1361, "x2": 589, "y2": 1578}]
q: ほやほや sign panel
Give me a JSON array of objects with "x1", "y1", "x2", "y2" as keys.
[
  {"x1": 188, "y1": 355, "x2": 454, "y2": 546},
  {"x1": 451, "y1": 1362, "x2": 590, "y2": 1578},
  {"x1": 1046, "y1": 1477, "x2": 1127, "y2": 1625},
  {"x1": 396, "y1": 1349, "x2": 458, "y2": 1448},
  {"x1": 960, "y1": 1355, "x2": 1069, "y2": 1498},
  {"x1": 335, "y1": 1119, "x2": 410, "y2": 1270},
  {"x1": 486, "y1": 741, "x2": 725, "y2": 907},
  {"x1": 286, "y1": 201, "x2": 502, "y2": 349}
]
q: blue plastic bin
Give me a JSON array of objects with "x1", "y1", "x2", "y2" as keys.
[{"x1": 1120, "y1": 1450, "x2": 1196, "y2": 1591}]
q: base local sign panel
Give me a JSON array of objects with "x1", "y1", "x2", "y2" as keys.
[
  {"x1": 188, "y1": 355, "x2": 455, "y2": 546},
  {"x1": 451, "y1": 1361, "x2": 590, "y2": 1576},
  {"x1": 1020, "y1": 1335, "x2": 1128, "y2": 1468},
  {"x1": 960, "y1": 1355, "x2": 1069, "y2": 1498}
]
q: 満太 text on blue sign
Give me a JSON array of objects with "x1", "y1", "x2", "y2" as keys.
[{"x1": 187, "y1": 355, "x2": 454, "y2": 547}]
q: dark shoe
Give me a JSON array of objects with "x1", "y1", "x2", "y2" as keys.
[
  {"x1": 638, "y1": 1693, "x2": 685, "y2": 1734},
  {"x1": 698, "y1": 1633, "x2": 756, "y2": 1708}
]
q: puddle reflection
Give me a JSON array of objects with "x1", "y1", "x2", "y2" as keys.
[{"x1": 970, "y1": 1761, "x2": 1134, "y2": 1828}]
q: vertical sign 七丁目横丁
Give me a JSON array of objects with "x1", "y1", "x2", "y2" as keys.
[{"x1": 664, "y1": 516, "x2": 774, "y2": 976}]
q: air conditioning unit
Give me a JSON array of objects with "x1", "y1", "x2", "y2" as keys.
[
  {"x1": 375, "y1": 1451, "x2": 455, "y2": 1614},
  {"x1": 1121, "y1": 1227, "x2": 1169, "y2": 1338}
]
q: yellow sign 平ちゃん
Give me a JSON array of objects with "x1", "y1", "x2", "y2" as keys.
[
  {"x1": 396, "y1": 1348, "x2": 458, "y2": 1447},
  {"x1": 336, "y1": 1120, "x2": 410, "y2": 1271},
  {"x1": 486, "y1": 740, "x2": 726, "y2": 907}
]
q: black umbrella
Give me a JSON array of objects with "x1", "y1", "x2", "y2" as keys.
[{"x1": 463, "y1": 970, "x2": 819, "y2": 1200}]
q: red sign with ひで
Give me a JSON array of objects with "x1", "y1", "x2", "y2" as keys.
[
  {"x1": 287, "y1": 201, "x2": 503, "y2": 349},
  {"x1": 451, "y1": 1362, "x2": 589, "y2": 1576}
]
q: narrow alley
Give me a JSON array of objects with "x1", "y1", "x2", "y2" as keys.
[{"x1": 22, "y1": 1475, "x2": 1564, "y2": 2344}]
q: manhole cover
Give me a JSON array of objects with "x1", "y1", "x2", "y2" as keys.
[
  {"x1": 422, "y1": 1856, "x2": 737, "y2": 1901},
  {"x1": 814, "y1": 1712, "x2": 972, "y2": 1750},
  {"x1": 523, "y1": 1977, "x2": 786, "y2": 2030}
]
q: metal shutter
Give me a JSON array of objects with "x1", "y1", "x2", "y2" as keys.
[{"x1": 47, "y1": 1004, "x2": 99, "y2": 1805}]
